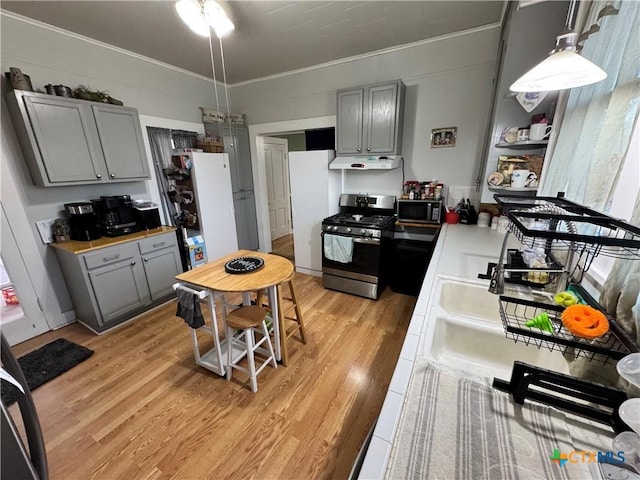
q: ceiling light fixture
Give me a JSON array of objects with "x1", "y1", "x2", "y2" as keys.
[
  {"x1": 510, "y1": 0, "x2": 607, "y2": 92},
  {"x1": 175, "y1": 0, "x2": 234, "y2": 38}
]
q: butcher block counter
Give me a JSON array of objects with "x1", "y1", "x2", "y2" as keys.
[{"x1": 50, "y1": 226, "x2": 177, "y2": 254}]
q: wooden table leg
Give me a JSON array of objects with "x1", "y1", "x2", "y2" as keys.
[{"x1": 276, "y1": 283, "x2": 288, "y2": 367}]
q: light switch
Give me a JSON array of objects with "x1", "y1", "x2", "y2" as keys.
[{"x1": 35, "y1": 219, "x2": 56, "y2": 244}]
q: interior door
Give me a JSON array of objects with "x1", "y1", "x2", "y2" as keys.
[
  {"x1": 0, "y1": 207, "x2": 50, "y2": 346},
  {"x1": 263, "y1": 137, "x2": 291, "y2": 240}
]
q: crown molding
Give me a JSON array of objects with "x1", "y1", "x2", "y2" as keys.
[
  {"x1": 0, "y1": 9, "x2": 225, "y2": 87},
  {"x1": 230, "y1": 22, "x2": 501, "y2": 87}
]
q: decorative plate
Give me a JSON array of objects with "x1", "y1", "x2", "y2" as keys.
[
  {"x1": 487, "y1": 171, "x2": 504, "y2": 186},
  {"x1": 501, "y1": 126, "x2": 519, "y2": 143},
  {"x1": 224, "y1": 256, "x2": 264, "y2": 274}
]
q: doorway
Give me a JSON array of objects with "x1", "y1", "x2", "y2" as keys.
[
  {"x1": 1, "y1": 207, "x2": 50, "y2": 346},
  {"x1": 263, "y1": 136, "x2": 291, "y2": 242}
]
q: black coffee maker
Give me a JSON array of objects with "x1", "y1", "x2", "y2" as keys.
[
  {"x1": 65, "y1": 202, "x2": 101, "y2": 241},
  {"x1": 92, "y1": 195, "x2": 140, "y2": 237}
]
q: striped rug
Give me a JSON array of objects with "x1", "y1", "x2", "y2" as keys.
[{"x1": 386, "y1": 359, "x2": 585, "y2": 479}]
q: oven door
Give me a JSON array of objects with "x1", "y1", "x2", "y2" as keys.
[{"x1": 321, "y1": 233, "x2": 380, "y2": 281}]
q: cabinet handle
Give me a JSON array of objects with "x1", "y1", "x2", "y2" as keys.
[
  {"x1": 230, "y1": 143, "x2": 234, "y2": 147},
  {"x1": 130, "y1": 261, "x2": 136, "y2": 266},
  {"x1": 110, "y1": 173, "x2": 116, "y2": 178},
  {"x1": 144, "y1": 257, "x2": 149, "y2": 262},
  {"x1": 367, "y1": 147, "x2": 371, "y2": 151},
  {"x1": 96, "y1": 174, "x2": 102, "y2": 179},
  {"x1": 357, "y1": 148, "x2": 361, "y2": 152}
]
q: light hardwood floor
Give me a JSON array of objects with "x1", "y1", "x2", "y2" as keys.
[
  {"x1": 271, "y1": 234, "x2": 294, "y2": 261},
  {"x1": 9, "y1": 273, "x2": 416, "y2": 480}
]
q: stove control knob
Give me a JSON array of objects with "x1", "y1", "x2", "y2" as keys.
[
  {"x1": 360, "y1": 229, "x2": 367, "y2": 235},
  {"x1": 332, "y1": 226, "x2": 339, "y2": 232},
  {"x1": 346, "y1": 227, "x2": 352, "y2": 233}
]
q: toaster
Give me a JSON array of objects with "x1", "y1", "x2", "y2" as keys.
[{"x1": 133, "y1": 202, "x2": 162, "y2": 230}]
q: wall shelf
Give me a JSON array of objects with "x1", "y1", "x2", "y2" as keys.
[{"x1": 495, "y1": 140, "x2": 548, "y2": 148}]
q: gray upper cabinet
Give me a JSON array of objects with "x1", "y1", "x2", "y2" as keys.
[
  {"x1": 92, "y1": 104, "x2": 150, "y2": 180},
  {"x1": 6, "y1": 90, "x2": 150, "y2": 187},
  {"x1": 336, "y1": 80, "x2": 405, "y2": 156},
  {"x1": 221, "y1": 125, "x2": 253, "y2": 193},
  {"x1": 336, "y1": 89, "x2": 364, "y2": 154},
  {"x1": 23, "y1": 96, "x2": 105, "y2": 183}
]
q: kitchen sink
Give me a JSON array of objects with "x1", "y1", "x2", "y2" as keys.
[{"x1": 423, "y1": 277, "x2": 569, "y2": 378}]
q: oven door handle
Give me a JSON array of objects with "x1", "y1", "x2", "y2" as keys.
[
  {"x1": 352, "y1": 237, "x2": 380, "y2": 245},
  {"x1": 322, "y1": 233, "x2": 380, "y2": 245}
]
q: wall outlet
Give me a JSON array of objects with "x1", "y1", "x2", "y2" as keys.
[{"x1": 35, "y1": 219, "x2": 56, "y2": 244}]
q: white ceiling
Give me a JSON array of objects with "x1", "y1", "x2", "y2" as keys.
[{"x1": 1, "y1": 1, "x2": 505, "y2": 84}]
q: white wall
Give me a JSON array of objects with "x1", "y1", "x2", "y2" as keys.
[
  {"x1": 236, "y1": 26, "x2": 500, "y2": 250},
  {"x1": 0, "y1": 12, "x2": 225, "y2": 329}
]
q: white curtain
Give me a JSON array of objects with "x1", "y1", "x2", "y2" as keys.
[{"x1": 541, "y1": 0, "x2": 640, "y2": 212}]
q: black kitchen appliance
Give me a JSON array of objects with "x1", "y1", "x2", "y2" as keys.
[
  {"x1": 133, "y1": 202, "x2": 161, "y2": 230},
  {"x1": 92, "y1": 195, "x2": 140, "y2": 237},
  {"x1": 64, "y1": 202, "x2": 101, "y2": 241},
  {"x1": 397, "y1": 198, "x2": 443, "y2": 224},
  {"x1": 321, "y1": 194, "x2": 396, "y2": 299}
]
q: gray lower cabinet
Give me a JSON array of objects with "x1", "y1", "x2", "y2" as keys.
[
  {"x1": 336, "y1": 80, "x2": 405, "y2": 156},
  {"x1": 6, "y1": 90, "x2": 150, "y2": 186},
  {"x1": 54, "y1": 231, "x2": 181, "y2": 333}
]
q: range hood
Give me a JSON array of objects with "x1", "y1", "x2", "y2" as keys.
[{"x1": 329, "y1": 155, "x2": 402, "y2": 170}]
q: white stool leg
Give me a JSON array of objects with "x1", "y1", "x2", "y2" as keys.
[
  {"x1": 262, "y1": 321, "x2": 277, "y2": 369},
  {"x1": 226, "y1": 325, "x2": 234, "y2": 381},
  {"x1": 245, "y1": 328, "x2": 258, "y2": 393}
]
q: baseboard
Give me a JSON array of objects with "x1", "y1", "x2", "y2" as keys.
[{"x1": 295, "y1": 266, "x2": 321, "y2": 277}]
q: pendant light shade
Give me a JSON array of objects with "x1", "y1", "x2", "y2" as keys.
[
  {"x1": 176, "y1": 0, "x2": 234, "y2": 38},
  {"x1": 510, "y1": 31, "x2": 607, "y2": 92},
  {"x1": 204, "y1": 0, "x2": 235, "y2": 38},
  {"x1": 510, "y1": 0, "x2": 608, "y2": 93},
  {"x1": 176, "y1": 0, "x2": 210, "y2": 37}
]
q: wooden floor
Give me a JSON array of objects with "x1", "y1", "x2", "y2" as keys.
[
  {"x1": 270, "y1": 234, "x2": 294, "y2": 261},
  {"x1": 9, "y1": 273, "x2": 416, "y2": 480}
]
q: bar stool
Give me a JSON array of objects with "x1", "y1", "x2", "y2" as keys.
[
  {"x1": 225, "y1": 306, "x2": 277, "y2": 393},
  {"x1": 255, "y1": 273, "x2": 307, "y2": 366}
]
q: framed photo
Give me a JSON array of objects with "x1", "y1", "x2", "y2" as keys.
[{"x1": 431, "y1": 127, "x2": 457, "y2": 148}]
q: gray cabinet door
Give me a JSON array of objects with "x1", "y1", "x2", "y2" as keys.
[
  {"x1": 221, "y1": 126, "x2": 241, "y2": 193},
  {"x1": 235, "y1": 126, "x2": 254, "y2": 191},
  {"x1": 141, "y1": 247, "x2": 182, "y2": 301},
  {"x1": 87, "y1": 257, "x2": 148, "y2": 324},
  {"x1": 92, "y1": 105, "x2": 150, "y2": 180},
  {"x1": 336, "y1": 89, "x2": 364, "y2": 155},
  {"x1": 366, "y1": 83, "x2": 398, "y2": 154},
  {"x1": 233, "y1": 191, "x2": 259, "y2": 250},
  {"x1": 23, "y1": 96, "x2": 105, "y2": 183}
]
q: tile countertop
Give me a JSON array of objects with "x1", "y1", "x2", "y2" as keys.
[
  {"x1": 359, "y1": 224, "x2": 616, "y2": 479},
  {"x1": 49, "y1": 226, "x2": 177, "y2": 254},
  {"x1": 358, "y1": 223, "x2": 509, "y2": 479}
]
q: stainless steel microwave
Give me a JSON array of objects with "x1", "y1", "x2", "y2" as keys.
[{"x1": 397, "y1": 199, "x2": 443, "y2": 224}]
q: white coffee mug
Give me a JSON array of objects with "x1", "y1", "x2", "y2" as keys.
[
  {"x1": 511, "y1": 169, "x2": 538, "y2": 188},
  {"x1": 529, "y1": 123, "x2": 553, "y2": 141}
]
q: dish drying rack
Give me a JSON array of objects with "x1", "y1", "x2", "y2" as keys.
[{"x1": 485, "y1": 195, "x2": 640, "y2": 433}]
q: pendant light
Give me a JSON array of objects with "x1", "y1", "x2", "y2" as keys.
[
  {"x1": 510, "y1": 0, "x2": 607, "y2": 92},
  {"x1": 176, "y1": 0, "x2": 234, "y2": 38}
]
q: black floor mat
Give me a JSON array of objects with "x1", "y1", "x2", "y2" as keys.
[{"x1": 1, "y1": 338, "x2": 93, "y2": 406}]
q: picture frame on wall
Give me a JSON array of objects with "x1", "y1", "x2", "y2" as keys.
[{"x1": 431, "y1": 127, "x2": 457, "y2": 148}]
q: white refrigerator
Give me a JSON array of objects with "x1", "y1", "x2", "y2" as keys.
[
  {"x1": 188, "y1": 152, "x2": 238, "y2": 261},
  {"x1": 288, "y1": 150, "x2": 341, "y2": 276}
]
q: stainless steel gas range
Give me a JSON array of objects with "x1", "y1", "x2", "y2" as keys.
[{"x1": 321, "y1": 194, "x2": 396, "y2": 299}]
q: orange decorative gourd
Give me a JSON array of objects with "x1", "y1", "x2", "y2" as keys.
[{"x1": 561, "y1": 305, "x2": 609, "y2": 339}]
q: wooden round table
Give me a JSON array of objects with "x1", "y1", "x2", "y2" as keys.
[{"x1": 176, "y1": 250, "x2": 295, "y2": 366}]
